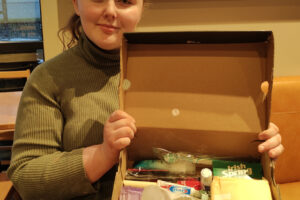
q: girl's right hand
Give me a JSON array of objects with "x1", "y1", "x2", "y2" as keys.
[{"x1": 102, "y1": 110, "x2": 137, "y2": 162}]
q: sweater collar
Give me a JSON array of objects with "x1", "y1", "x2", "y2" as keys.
[{"x1": 78, "y1": 32, "x2": 120, "y2": 68}]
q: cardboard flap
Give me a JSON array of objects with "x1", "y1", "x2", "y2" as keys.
[
  {"x1": 120, "y1": 31, "x2": 274, "y2": 162},
  {"x1": 124, "y1": 31, "x2": 272, "y2": 44}
]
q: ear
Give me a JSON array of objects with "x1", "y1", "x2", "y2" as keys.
[{"x1": 72, "y1": 0, "x2": 80, "y2": 16}]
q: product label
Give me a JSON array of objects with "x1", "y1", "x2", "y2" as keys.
[
  {"x1": 168, "y1": 185, "x2": 192, "y2": 195},
  {"x1": 161, "y1": 185, "x2": 192, "y2": 195},
  {"x1": 212, "y1": 160, "x2": 263, "y2": 179}
]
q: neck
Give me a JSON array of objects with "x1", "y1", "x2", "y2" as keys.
[{"x1": 85, "y1": 36, "x2": 120, "y2": 55}]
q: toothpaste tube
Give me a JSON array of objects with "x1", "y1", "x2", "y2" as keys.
[
  {"x1": 177, "y1": 178, "x2": 202, "y2": 191},
  {"x1": 157, "y1": 180, "x2": 202, "y2": 198}
]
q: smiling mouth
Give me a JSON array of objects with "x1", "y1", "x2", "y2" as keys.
[
  {"x1": 100, "y1": 24, "x2": 119, "y2": 29},
  {"x1": 98, "y1": 24, "x2": 120, "y2": 34}
]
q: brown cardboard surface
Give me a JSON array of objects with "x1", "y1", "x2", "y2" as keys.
[
  {"x1": 123, "y1": 42, "x2": 270, "y2": 159},
  {"x1": 127, "y1": 128, "x2": 260, "y2": 161},
  {"x1": 113, "y1": 31, "x2": 278, "y2": 200}
]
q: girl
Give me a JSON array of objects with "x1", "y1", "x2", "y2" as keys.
[{"x1": 8, "y1": 0, "x2": 283, "y2": 199}]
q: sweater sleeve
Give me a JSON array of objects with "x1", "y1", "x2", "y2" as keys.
[{"x1": 7, "y1": 66, "x2": 97, "y2": 200}]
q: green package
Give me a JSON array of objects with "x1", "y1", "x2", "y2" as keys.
[{"x1": 212, "y1": 160, "x2": 263, "y2": 179}]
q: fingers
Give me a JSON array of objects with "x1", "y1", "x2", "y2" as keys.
[
  {"x1": 113, "y1": 126, "x2": 135, "y2": 140},
  {"x1": 110, "y1": 127, "x2": 136, "y2": 151},
  {"x1": 258, "y1": 122, "x2": 279, "y2": 140},
  {"x1": 111, "y1": 118, "x2": 137, "y2": 133},
  {"x1": 114, "y1": 138, "x2": 131, "y2": 150},
  {"x1": 258, "y1": 133, "x2": 281, "y2": 152},
  {"x1": 107, "y1": 110, "x2": 137, "y2": 139},
  {"x1": 268, "y1": 144, "x2": 284, "y2": 159},
  {"x1": 104, "y1": 110, "x2": 137, "y2": 151},
  {"x1": 109, "y1": 110, "x2": 136, "y2": 123},
  {"x1": 257, "y1": 123, "x2": 284, "y2": 159},
  {"x1": 258, "y1": 133, "x2": 284, "y2": 159}
]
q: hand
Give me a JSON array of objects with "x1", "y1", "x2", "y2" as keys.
[
  {"x1": 102, "y1": 110, "x2": 137, "y2": 162},
  {"x1": 258, "y1": 122, "x2": 284, "y2": 159}
]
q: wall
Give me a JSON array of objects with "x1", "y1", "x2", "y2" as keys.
[
  {"x1": 40, "y1": 0, "x2": 300, "y2": 76},
  {"x1": 40, "y1": 0, "x2": 60, "y2": 60},
  {"x1": 40, "y1": 0, "x2": 73, "y2": 60}
]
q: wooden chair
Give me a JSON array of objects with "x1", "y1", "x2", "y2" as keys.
[
  {"x1": 0, "y1": 172, "x2": 22, "y2": 200},
  {"x1": 0, "y1": 124, "x2": 14, "y2": 172},
  {"x1": 0, "y1": 125, "x2": 21, "y2": 200},
  {"x1": 0, "y1": 69, "x2": 30, "y2": 92},
  {"x1": 0, "y1": 70, "x2": 29, "y2": 200},
  {"x1": 0, "y1": 69, "x2": 30, "y2": 80},
  {"x1": 271, "y1": 76, "x2": 300, "y2": 200}
]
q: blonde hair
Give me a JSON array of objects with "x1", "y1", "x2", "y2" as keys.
[{"x1": 58, "y1": 0, "x2": 151, "y2": 50}]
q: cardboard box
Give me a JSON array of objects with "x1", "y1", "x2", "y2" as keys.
[{"x1": 112, "y1": 31, "x2": 281, "y2": 200}]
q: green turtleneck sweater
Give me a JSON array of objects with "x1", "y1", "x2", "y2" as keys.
[{"x1": 7, "y1": 33, "x2": 120, "y2": 200}]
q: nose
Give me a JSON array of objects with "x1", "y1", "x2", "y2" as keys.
[{"x1": 104, "y1": 0, "x2": 117, "y2": 22}]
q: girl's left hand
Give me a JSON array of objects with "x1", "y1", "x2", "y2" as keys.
[{"x1": 258, "y1": 122, "x2": 284, "y2": 159}]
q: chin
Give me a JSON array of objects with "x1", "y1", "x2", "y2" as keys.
[
  {"x1": 100, "y1": 44, "x2": 121, "y2": 51},
  {"x1": 97, "y1": 40, "x2": 121, "y2": 50}
]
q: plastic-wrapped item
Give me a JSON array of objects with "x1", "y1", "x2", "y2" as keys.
[
  {"x1": 133, "y1": 160, "x2": 196, "y2": 174},
  {"x1": 142, "y1": 185, "x2": 201, "y2": 200},
  {"x1": 123, "y1": 180, "x2": 157, "y2": 188},
  {"x1": 120, "y1": 186, "x2": 143, "y2": 200},
  {"x1": 153, "y1": 148, "x2": 233, "y2": 166},
  {"x1": 133, "y1": 160, "x2": 170, "y2": 170},
  {"x1": 127, "y1": 159, "x2": 197, "y2": 182},
  {"x1": 211, "y1": 176, "x2": 272, "y2": 200},
  {"x1": 126, "y1": 168, "x2": 200, "y2": 182},
  {"x1": 128, "y1": 168, "x2": 170, "y2": 176}
]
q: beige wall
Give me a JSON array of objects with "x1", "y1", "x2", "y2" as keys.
[
  {"x1": 41, "y1": 0, "x2": 300, "y2": 76},
  {"x1": 40, "y1": 0, "x2": 60, "y2": 61},
  {"x1": 40, "y1": 0, "x2": 74, "y2": 61}
]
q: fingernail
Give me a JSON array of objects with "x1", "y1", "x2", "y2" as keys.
[{"x1": 259, "y1": 145, "x2": 264, "y2": 152}]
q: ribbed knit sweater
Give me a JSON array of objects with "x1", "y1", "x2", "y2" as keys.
[{"x1": 7, "y1": 33, "x2": 120, "y2": 200}]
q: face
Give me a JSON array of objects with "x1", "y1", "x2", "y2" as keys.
[{"x1": 73, "y1": 0, "x2": 143, "y2": 50}]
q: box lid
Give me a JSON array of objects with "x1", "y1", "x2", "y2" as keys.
[{"x1": 119, "y1": 31, "x2": 274, "y2": 161}]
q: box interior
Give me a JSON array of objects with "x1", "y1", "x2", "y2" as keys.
[
  {"x1": 122, "y1": 41, "x2": 272, "y2": 161},
  {"x1": 113, "y1": 32, "x2": 279, "y2": 200}
]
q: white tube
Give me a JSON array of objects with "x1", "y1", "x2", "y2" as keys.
[{"x1": 157, "y1": 180, "x2": 201, "y2": 198}]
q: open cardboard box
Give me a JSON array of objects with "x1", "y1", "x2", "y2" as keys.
[{"x1": 112, "y1": 31, "x2": 281, "y2": 200}]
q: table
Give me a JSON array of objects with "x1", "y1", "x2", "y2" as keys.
[
  {"x1": 0, "y1": 92, "x2": 22, "y2": 199},
  {"x1": 0, "y1": 172, "x2": 13, "y2": 200},
  {"x1": 0, "y1": 91, "x2": 22, "y2": 129}
]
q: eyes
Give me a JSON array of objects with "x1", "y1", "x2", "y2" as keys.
[
  {"x1": 91, "y1": 0, "x2": 135, "y2": 6},
  {"x1": 116, "y1": 0, "x2": 134, "y2": 5}
]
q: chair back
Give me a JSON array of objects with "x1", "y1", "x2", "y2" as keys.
[
  {"x1": 0, "y1": 70, "x2": 30, "y2": 172},
  {"x1": 0, "y1": 126, "x2": 14, "y2": 172},
  {"x1": 271, "y1": 76, "x2": 300, "y2": 184},
  {"x1": 0, "y1": 69, "x2": 30, "y2": 80}
]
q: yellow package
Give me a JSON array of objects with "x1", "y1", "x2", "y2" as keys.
[{"x1": 211, "y1": 176, "x2": 272, "y2": 200}]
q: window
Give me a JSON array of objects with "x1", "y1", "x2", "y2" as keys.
[
  {"x1": 0, "y1": 0, "x2": 42, "y2": 41},
  {"x1": 0, "y1": 0, "x2": 43, "y2": 92}
]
